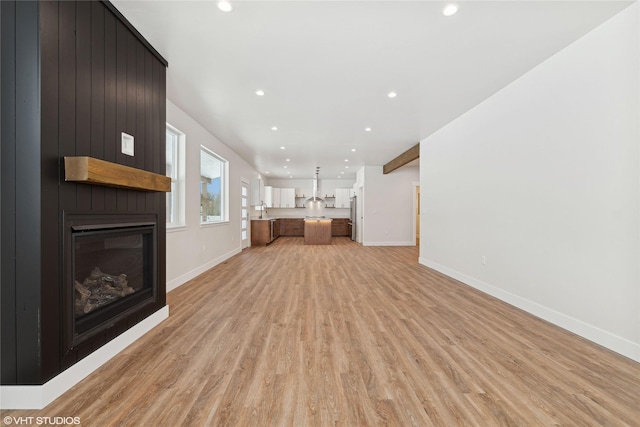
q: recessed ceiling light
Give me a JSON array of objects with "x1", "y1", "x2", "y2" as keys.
[
  {"x1": 285, "y1": 158, "x2": 291, "y2": 162},
  {"x1": 443, "y1": 4, "x2": 458, "y2": 16},
  {"x1": 289, "y1": 176, "x2": 293, "y2": 178},
  {"x1": 337, "y1": 176, "x2": 341, "y2": 179},
  {"x1": 351, "y1": 148, "x2": 356, "y2": 152},
  {"x1": 265, "y1": 171, "x2": 270, "y2": 174},
  {"x1": 365, "y1": 127, "x2": 372, "y2": 132},
  {"x1": 388, "y1": 91, "x2": 397, "y2": 98},
  {"x1": 341, "y1": 171, "x2": 345, "y2": 174},
  {"x1": 271, "y1": 126, "x2": 278, "y2": 131},
  {"x1": 344, "y1": 159, "x2": 349, "y2": 162},
  {"x1": 280, "y1": 146, "x2": 285, "y2": 150},
  {"x1": 217, "y1": 1, "x2": 232, "y2": 12},
  {"x1": 255, "y1": 90, "x2": 265, "y2": 96},
  {"x1": 287, "y1": 171, "x2": 290, "y2": 174},
  {"x1": 283, "y1": 165, "x2": 287, "y2": 168},
  {"x1": 345, "y1": 166, "x2": 349, "y2": 169}
]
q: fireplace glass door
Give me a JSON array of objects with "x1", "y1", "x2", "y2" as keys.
[{"x1": 67, "y1": 220, "x2": 156, "y2": 348}]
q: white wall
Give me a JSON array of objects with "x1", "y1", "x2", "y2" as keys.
[
  {"x1": 165, "y1": 100, "x2": 259, "y2": 291},
  {"x1": 362, "y1": 165, "x2": 419, "y2": 246},
  {"x1": 420, "y1": 3, "x2": 639, "y2": 361}
]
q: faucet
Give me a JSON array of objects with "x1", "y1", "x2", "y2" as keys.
[{"x1": 259, "y1": 201, "x2": 267, "y2": 219}]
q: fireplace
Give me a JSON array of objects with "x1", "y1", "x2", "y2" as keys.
[
  {"x1": 1, "y1": 0, "x2": 169, "y2": 401},
  {"x1": 63, "y1": 214, "x2": 158, "y2": 353}
]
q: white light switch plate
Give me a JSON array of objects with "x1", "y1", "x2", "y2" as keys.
[{"x1": 121, "y1": 132, "x2": 134, "y2": 156}]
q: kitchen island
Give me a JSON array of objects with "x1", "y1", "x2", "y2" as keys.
[{"x1": 304, "y1": 218, "x2": 333, "y2": 245}]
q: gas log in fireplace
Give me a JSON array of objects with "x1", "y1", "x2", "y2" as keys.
[{"x1": 63, "y1": 214, "x2": 158, "y2": 353}]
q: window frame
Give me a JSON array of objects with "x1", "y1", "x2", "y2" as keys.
[
  {"x1": 166, "y1": 123, "x2": 186, "y2": 230},
  {"x1": 200, "y1": 145, "x2": 229, "y2": 226}
]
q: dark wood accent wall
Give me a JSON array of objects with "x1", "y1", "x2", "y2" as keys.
[
  {"x1": 1, "y1": 0, "x2": 167, "y2": 385},
  {"x1": 1, "y1": 0, "x2": 42, "y2": 385}
]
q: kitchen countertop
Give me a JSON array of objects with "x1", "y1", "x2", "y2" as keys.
[{"x1": 252, "y1": 216, "x2": 347, "y2": 220}]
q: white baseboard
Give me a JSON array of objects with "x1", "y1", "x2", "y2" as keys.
[
  {"x1": 363, "y1": 240, "x2": 415, "y2": 247},
  {"x1": 419, "y1": 257, "x2": 640, "y2": 363},
  {"x1": 0, "y1": 305, "x2": 170, "y2": 410},
  {"x1": 166, "y1": 248, "x2": 241, "y2": 292}
]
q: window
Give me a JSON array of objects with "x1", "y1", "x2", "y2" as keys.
[
  {"x1": 166, "y1": 124, "x2": 185, "y2": 228},
  {"x1": 200, "y1": 146, "x2": 228, "y2": 224}
]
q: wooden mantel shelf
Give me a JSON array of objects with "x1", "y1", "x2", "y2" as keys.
[{"x1": 64, "y1": 156, "x2": 171, "y2": 192}]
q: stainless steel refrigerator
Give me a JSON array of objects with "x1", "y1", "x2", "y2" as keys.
[{"x1": 349, "y1": 196, "x2": 356, "y2": 241}]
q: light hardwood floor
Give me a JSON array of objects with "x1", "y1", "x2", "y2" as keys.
[{"x1": 3, "y1": 237, "x2": 639, "y2": 426}]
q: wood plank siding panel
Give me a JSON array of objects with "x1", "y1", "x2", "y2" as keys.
[
  {"x1": 0, "y1": 0, "x2": 45, "y2": 384},
  {"x1": 13, "y1": 0, "x2": 42, "y2": 385},
  {"x1": 90, "y1": 1, "x2": 106, "y2": 210},
  {"x1": 39, "y1": 0, "x2": 62, "y2": 384},
  {"x1": 55, "y1": 0, "x2": 167, "y2": 375},
  {"x1": 0, "y1": 0, "x2": 19, "y2": 384}
]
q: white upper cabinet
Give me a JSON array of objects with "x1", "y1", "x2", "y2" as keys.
[
  {"x1": 272, "y1": 187, "x2": 281, "y2": 208},
  {"x1": 265, "y1": 187, "x2": 294, "y2": 208},
  {"x1": 335, "y1": 188, "x2": 351, "y2": 208},
  {"x1": 264, "y1": 186, "x2": 273, "y2": 208},
  {"x1": 280, "y1": 188, "x2": 295, "y2": 208},
  {"x1": 250, "y1": 178, "x2": 264, "y2": 206}
]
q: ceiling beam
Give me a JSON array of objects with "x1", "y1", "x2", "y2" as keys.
[{"x1": 383, "y1": 143, "x2": 420, "y2": 174}]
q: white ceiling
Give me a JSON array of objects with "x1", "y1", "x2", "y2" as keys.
[{"x1": 112, "y1": 0, "x2": 631, "y2": 180}]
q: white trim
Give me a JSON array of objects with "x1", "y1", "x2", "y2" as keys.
[
  {"x1": 412, "y1": 181, "x2": 419, "y2": 247},
  {"x1": 240, "y1": 177, "x2": 250, "y2": 250},
  {"x1": 200, "y1": 145, "x2": 229, "y2": 224},
  {"x1": 166, "y1": 247, "x2": 241, "y2": 292},
  {"x1": 363, "y1": 240, "x2": 415, "y2": 247},
  {"x1": 419, "y1": 257, "x2": 640, "y2": 362},
  {"x1": 0, "y1": 306, "x2": 170, "y2": 410},
  {"x1": 166, "y1": 123, "x2": 186, "y2": 228},
  {"x1": 166, "y1": 224, "x2": 187, "y2": 233},
  {"x1": 199, "y1": 220, "x2": 231, "y2": 228}
]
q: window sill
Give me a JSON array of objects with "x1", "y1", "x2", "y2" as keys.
[
  {"x1": 200, "y1": 220, "x2": 230, "y2": 229},
  {"x1": 166, "y1": 224, "x2": 187, "y2": 233}
]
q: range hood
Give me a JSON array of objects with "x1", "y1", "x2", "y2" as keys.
[
  {"x1": 306, "y1": 168, "x2": 326, "y2": 218},
  {"x1": 306, "y1": 168, "x2": 324, "y2": 202}
]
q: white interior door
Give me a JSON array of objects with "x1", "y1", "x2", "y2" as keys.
[
  {"x1": 357, "y1": 186, "x2": 363, "y2": 243},
  {"x1": 241, "y1": 179, "x2": 249, "y2": 249},
  {"x1": 414, "y1": 184, "x2": 420, "y2": 246}
]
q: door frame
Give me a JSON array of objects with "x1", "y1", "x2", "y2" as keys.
[
  {"x1": 241, "y1": 178, "x2": 250, "y2": 249},
  {"x1": 413, "y1": 182, "x2": 420, "y2": 246}
]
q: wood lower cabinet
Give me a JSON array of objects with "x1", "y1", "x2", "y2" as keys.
[
  {"x1": 281, "y1": 218, "x2": 304, "y2": 236},
  {"x1": 304, "y1": 220, "x2": 332, "y2": 245},
  {"x1": 331, "y1": 218, "x2": 350, "y2": 236},
  {"x1": 273, "y1": 219, "x2": 281, "y2": 239},
  {"x1": 254, "y1": 218, "x2": 347, "y2": 240},
  {"x1": 251, "y1": 220, "x2": 275, "y2": 246}
]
